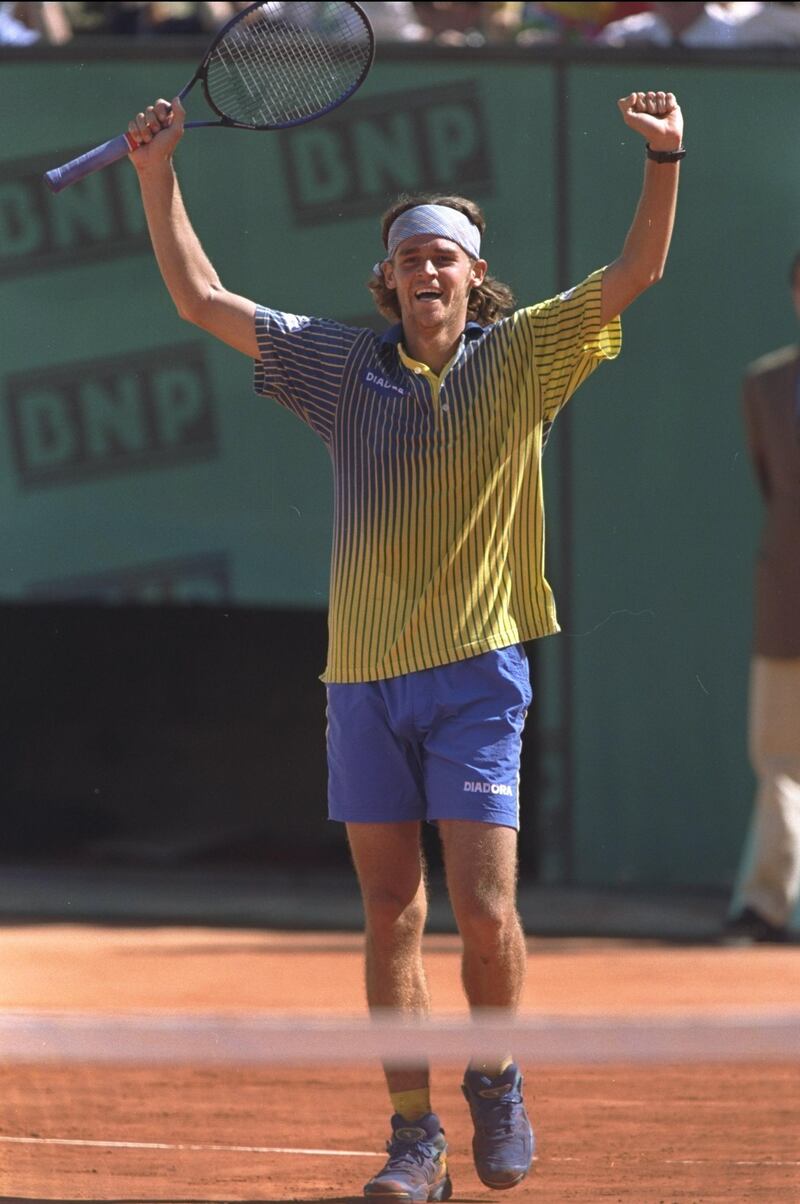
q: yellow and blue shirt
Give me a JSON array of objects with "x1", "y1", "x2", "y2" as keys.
[{"x1": 254, "y1": 268, "x2": 621, "y2": 683}]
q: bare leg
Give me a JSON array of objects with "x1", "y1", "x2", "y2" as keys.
[
  {"x1": 439, "y1": 819, "x2": 526, "y2": 1020},
  {"x1": 440, "y1": 819, "x2": 534, "y2": 1191},
  {"x1": 346, "y1": 820, "x2": 430, "y2": 1095}
]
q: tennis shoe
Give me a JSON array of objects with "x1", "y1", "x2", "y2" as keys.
[
  {"x1": 364, "y1": 1112, "x2": 452, "y2": 1201},
  {"x1": 462, "y1": 1063, "x2": 534, "y2": 1190},
  {"x1": 721, "y1": 906, "x2": 789, "y2": 945}
]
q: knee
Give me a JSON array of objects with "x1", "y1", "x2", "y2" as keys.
[
  {"x1": 362, "y1": 885, "x2": 427, "y2": 945},
  {"x1": 454, "y1": 893, "x2": 520, "y2": 958}
]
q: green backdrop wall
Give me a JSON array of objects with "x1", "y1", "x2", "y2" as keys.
[{"x1": 2, "y1": 43, "x2": 798, "y2": 890}]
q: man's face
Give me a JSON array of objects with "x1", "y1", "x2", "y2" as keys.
[{"x1": 382, "y1": 234, "x2": 486, "y2": 330}]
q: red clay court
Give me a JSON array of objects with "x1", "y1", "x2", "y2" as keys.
[{"x1": 2, "y1": 925, "x2": 799, "y2": 1202}]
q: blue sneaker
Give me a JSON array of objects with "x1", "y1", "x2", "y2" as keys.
[
  {"x1": 461, "y1": 1063, "x2": 534, "y2": 1190},
  {"x1": 364, "y1": 1112, "x2": 452, "y2": 1201}
]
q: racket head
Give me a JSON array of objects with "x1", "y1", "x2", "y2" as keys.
[{"x1": 196, "y1": 1, "x2": 375, "y2": 131}]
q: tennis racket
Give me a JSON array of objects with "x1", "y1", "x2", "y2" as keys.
[{"x1": 44, "y1": 0, "x2": 374, "y2": 194}]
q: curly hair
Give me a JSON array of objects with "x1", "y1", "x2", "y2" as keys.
[{"x1": 367, "y1": 193, "x2": 515, "y2": 326}]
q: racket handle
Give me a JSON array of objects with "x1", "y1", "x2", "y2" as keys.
[{"x1": 44, "y1": 132, "x2": 137, "y2": 194}]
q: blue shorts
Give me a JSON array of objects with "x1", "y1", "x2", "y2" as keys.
[{"x1": 326, "y1": 645, "x2": 532, "y2": 829}]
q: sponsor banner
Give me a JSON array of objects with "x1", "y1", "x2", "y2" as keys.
[
  {"x1": 0, "y1": 148, "x2": 147, "y2": 281},
  {"x1": 4, "y1": 343, "x2": 218, "y2": 489},
  {"x1": 280, "y1": 79, "x2": 493, "y2": 225}
]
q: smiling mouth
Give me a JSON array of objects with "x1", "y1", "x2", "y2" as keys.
[{"x1": 415, "y1": 290, "x2": 442, "y2": 301}]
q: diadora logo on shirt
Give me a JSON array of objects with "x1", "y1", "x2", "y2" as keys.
[
  {"x1": 362, "y1": 369, "x2": 406, "y2": 399},
  {"x1": 463, "y1": 781, "x2": 514, "y2": 797}
]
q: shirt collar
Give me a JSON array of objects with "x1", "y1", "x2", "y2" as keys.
[{"x1": 379, "y1": 320, "x2": 487, "y2": 346}]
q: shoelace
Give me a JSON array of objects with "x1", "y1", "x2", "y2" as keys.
[
  {"x1": 384, "y1": 1136, "x2": 438, "y2": 1171},
  {"x1": 475, "y1": 1092, "x2": 523, "y2": 1137}
]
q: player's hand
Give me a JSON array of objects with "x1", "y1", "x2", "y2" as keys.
[
  {"x1": 127, "y1": 97, "x2": 185, "y2": 169},
  {"x1": 617, "y1": 91, "x2": 683, "y2": 151}
]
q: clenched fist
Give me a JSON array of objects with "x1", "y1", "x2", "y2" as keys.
[{"x1": 618, "y1": 91, "x2": 683, "y2": 151}]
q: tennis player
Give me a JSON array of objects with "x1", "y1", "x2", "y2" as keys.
[{"x1": 127, "y1": 88, "x2": 683, "y2": 1201}]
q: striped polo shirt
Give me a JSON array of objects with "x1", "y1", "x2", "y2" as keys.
[{"x1": 254, "y1": 268, "x2": 621, "y2": 683}]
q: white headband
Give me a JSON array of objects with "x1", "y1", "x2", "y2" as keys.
[{"x1": 373, "y1": 204, "x2": 481, "y2": 276}]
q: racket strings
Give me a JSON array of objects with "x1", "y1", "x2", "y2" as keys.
[
  {"x1": 214, "y1": 24, "x2": 351, "y2": 124},
  {"x1": 206, "y1": 1, "x2": 372, "y2": 129},
  {"x1": 232, "y1": 20, "x2": 341, "y2": 121}
]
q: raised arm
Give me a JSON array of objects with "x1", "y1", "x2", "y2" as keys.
[
  {"x1": 601, "y1": 91, "x2": 684, "y2": 328},
  {"x1": 127, "y1": 97, "x2": 258, "y2": 359}
]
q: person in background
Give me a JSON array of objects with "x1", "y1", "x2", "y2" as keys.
[
  {"x1": 598, "y1": 1, "x2": 762, "y2": 46},
  {"x1": 734, "y1": 0, "x2": 800, "y2": 45},
  {"x1": 515, "y1": 2, "x2": 651, "y2": 44},
  {"x1": 723, "y1": 254, "x2": 800, "y2": 946},
  {"x1": 0, "y1": 0, "x2": 72, "y2": 43},
  {"x1": 360, "y1": 1, "x2": 431, "y2": 42},
  {"x1": 414, "y1": 1, "x2": 520, "y2": 45},
  {"x1": 61, "y1": 1, "x2": 233, "y2": 36}
]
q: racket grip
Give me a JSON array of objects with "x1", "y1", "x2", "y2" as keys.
[{"x1": 44, "y1": 132, "x2": 137, "y2": 194}]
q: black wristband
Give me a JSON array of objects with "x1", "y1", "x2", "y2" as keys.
[{"x1": 646, "y1": 143, "x2": 686, "y2": 164}]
